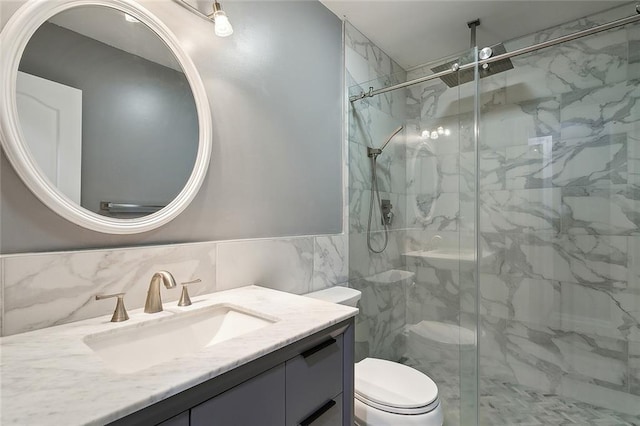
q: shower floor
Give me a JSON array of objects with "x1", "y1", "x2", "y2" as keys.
[{"x1": 403, "y1": 357, "x2": 640, "y2": 426}]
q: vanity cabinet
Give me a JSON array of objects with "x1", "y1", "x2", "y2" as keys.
[
  {"x1": 191, "y1": 365, "x2": 286, "y2": 425},
  {"x1": 109, "y1": 319, "x2": 354, "y2": 426}
]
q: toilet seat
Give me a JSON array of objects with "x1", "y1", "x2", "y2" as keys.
[{"x1": 355, "y1": 358, "x2": 440, "y2": 415}]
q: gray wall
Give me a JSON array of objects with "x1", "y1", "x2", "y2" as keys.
[
  {"x1": 0, "y1": 0, "x2": 343, "y2": 253},
  {"x1": 19, "y1": 22, "x2": 199, "y2": 215}
]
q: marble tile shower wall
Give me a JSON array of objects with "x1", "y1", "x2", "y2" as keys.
[
  {"x1": 0, "y1": 234, "x2": 348, "y2": 336},
  {"x1": 403, "y1": 5, "x2": 640, "y2": 409},
  {"x1": 345, "y1": 22, "x2": 410, "y2": 362}
]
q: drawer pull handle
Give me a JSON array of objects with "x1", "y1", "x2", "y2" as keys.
[
  {"x1": 299, "y1": 399, "x2": 336, "y2": 426},
  {"x1": 301, "y1": 337, "x2": 336, "y2": 359}
]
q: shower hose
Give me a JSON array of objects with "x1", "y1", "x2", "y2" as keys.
[{"x1": 366, "y1": 156, "x2": 389, "y2": 253}]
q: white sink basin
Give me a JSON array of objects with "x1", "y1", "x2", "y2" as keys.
[{"x1": 84, "y1": 304, "x2": 278, "y2": 374}]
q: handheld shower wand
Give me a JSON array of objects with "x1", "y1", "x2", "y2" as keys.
[
  {"x1": 366, "y1": 125, "x2": 404, "y2": 253},
  {"x1": 367, "y1": 125, "x2": 404, "y2": 159}
]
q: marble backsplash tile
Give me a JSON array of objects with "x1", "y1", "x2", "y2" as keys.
[
  {"x1": 2, "y1": 242, "x2": 217, "y2": 336},
  {"x1": 312, "y1": 234, "x2": 348, "y2": 291},
  {"x1": 216, "y1": 237, "x2": 314, "y2": 295},
  {"x1": 1, "y1": 233, "x2": 349, "y2": 336}
]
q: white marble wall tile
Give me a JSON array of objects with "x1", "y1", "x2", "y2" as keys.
[
  {"x1": 406, "y1": 192, "x2": 459, "y2": 231},
  {"x1": 352, "y1": 271, "x2": 410, "y2": 362},
  {"x1": 406, "y1": 145, "x2": 459, "y2": 195},
  {"x1": 312, "y1": 234, "x2": 348, "y2": 291},
  {"x1": 629, "y1": 25, "x2": 640, "y2": 82},
  {"x1": 406, "y1": 264, "x2": 460, "y2": 325},
  {"x1": 344, "y1": 22, "x2": 406, "y2": 118},
  {"x1": 629, "y1": 127, "x2": 640, "y2": 190},
  {"x1": 480, "y1": 97, "x2": 560, "y2": 150},
  {"x1": 552, "y1": 331, "x2": 628, "y2": 392},
  {"x1": 461, "y1": 149, "x2": 507, "y2": 192},
  {"x1": 345, "y1": 45, "x2": 369, "y2": 87},
  {"x1": 507, "y1": 26, "x2": 628, "y2": 93},
  {"x1": 504, "y1": 139, "x2": 555, "y2": 189},
  {"x1": 406, "y1": 79, "x2": 451, "y2": 121},
  {"x1": 552, "y1": 133, "x2": 628, "y2": 188},
  {"x1": 504, "y1": 234, "x2": 627, "y2": 286},
  {"x1": 2, "y1": 243, "x2": 217, "y2": 336},
  {"x1": 349, "y1": 188, "x2": 404, "y2": 234},
  {"x1": 480, "y1": 274, "x2": 561, "y2": 329},
  {"x1": 480, "y1": 315, "x2": 565, "y2": 393},
  {"x1": 348, "y1": 135, "x2": 405, "y2": 195},
  {"x1": 458, "y1": 192, "x2": 476, "y2": 233},
  {"x1": 348, "y1": 230, "x2": 404, "y2": 280},
  {"x1": 560, "y1": 81, "x2": 640, "y2": 141},
  {"x1": 561, "y1": 186, "x2": 640, "y2": 235},
  {"x1": 348, "y1": 140, "x2": 372, "y2": 191},
  {"x1": 628, "y1": 236, "x2": 640, "y2": 293},
  {"x1": 480, "y1": 188, "x2": 562, "y2": 234},
  {"x1": 0, "y1": 258, "x2": 3, "y2": 335},
  {"x1": 216, "y1": 237, "x2": 313, "y2": 295},
  {"x1": 630, "y1": 340, "x2": 640, "y2": 395},
  {"x1": 505, "y1": 133, "x2": 627, "y2": 190},
  {"x1": 559, "y1": 281, "x2": 633, "y2": 340}
]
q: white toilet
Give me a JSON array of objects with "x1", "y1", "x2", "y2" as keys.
[{"x1": 306, "y1": 287, "x2": 444, "y2": 426}]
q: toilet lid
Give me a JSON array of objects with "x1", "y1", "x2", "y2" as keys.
[{"x1": 355, "y1": 358, "x2": 439, "y2": 410}]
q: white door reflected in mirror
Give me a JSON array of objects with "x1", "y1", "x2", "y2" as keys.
[{"x1": 16, "y1": 71, "x2": 82, "y2": 204}]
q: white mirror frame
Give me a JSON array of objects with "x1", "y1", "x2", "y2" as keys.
[{"x1": 0, "y1": 0, "x2": 212, "y2": 234}]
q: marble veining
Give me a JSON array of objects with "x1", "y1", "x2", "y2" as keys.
[
  {"x1": 0, "y1": 286, "x2": 357, "y2": 426},
  {"x1": 2, "y1": 243, "x2": 217, "y2": 336}
]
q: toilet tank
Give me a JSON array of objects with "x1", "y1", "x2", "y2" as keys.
[{"x1": 305, "y1": 286, "x2": 362, "y2": 307}]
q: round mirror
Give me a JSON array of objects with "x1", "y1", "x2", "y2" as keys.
[{"x1": 0, "y1": 0, "x2": 212, "y2": 234}]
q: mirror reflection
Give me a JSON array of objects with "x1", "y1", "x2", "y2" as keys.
[{"x1": 17, "y1": 5, "x2": 199, "y2": 218}]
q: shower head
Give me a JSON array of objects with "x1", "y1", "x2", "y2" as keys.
[
  {"x1": 367, "y1": 125, "x2": 404, "y2": 159},
  {"x1": 379, "y1": 125, "x2": 404, "y2": 152},
  {"x1": 431, "y1": 43, "x2": 514, "y2": 88}
]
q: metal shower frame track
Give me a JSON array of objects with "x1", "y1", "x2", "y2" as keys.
[{"x1": 349, "y1": 4, "x2": 640, "y2": 102}]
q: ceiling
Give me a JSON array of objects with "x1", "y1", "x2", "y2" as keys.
[
  {"x1": 48, "y1": 6, "x2": 182, "y2": 71},
  {"x1": 320, "y1": 1, "x2": 630, "y2": 70}
]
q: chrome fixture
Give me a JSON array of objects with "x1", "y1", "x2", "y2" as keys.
[
  {"x1": 144, "y1": 271, "x2": 177, "y2": 313},
  {"x1": 366, "y1": 126, "x2": 403, "y2": 253},
  {"x1": 432, "y1": 19, "x2": 514, "y2": 88},
  {"x1": 178, "y1": 278, "x2": 202, "y2": 307},
  {"x1": 95, "y1": 292, "x2": 129, "y2": 322},
  {"x1": 350, "y1": 4, "x2": 640, "y2": 102},
  {"x1": 173, "y1": 0, "x2": 233, "y2": 37}
]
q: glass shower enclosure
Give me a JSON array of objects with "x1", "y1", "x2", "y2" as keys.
[{"x1": 346, "y1": 3, "x2": 640, "y2": 425}]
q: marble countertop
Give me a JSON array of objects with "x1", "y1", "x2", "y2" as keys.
[{"x1": 0, "y1": 285, "x2": 357, "y2": 425}]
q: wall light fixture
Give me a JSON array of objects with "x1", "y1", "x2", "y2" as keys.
[{"x1": 174, "y1": 0, "x2": 234, "y2": 37}]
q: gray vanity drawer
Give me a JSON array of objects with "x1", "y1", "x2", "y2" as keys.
[
  {"x1": 299, "y1": 394, "x2": 343, "y2": 426},
  {"x1": 286, "y1": 334, "x2": 343, "y2": 425},
  {"x1": 190, "y1": 364, "x2": 285, "y2": 426}
]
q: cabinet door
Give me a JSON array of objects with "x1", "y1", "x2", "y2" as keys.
[
  {"x1": 191, "y1": 364, "x2": 285, "y2": 426},
  {"x1": 157, "y1": 411, "x2": 189, "y2": 426}
]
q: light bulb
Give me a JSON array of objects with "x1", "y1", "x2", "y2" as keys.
[
  {"x1": 421, "y1": 130, "x2": 430, "y2": 139},
  {"x1": 214, "y1": 11, "x2": 233, "y2": 37},
  {"x1": 444, "y1": 129, "x2": 451, "y2": 136},
  {"x1": 437, "y1": 126, "x2": 444, "y2": 135},
  {"x1": 431, "y1": 131, "x2": 439, "y2": 140}
]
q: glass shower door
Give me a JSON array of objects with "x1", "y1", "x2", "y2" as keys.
[
  {"x1": 346, "y1": 33, "x2": 480, "y2": 424},
  {"x1": 476, "y1": 17, "x2": 640, "y2": 425}
]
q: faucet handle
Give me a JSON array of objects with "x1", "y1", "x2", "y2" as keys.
[
  {"x1": 95, "y1": 292, "x2": 129, "y2": 322},
  {"x1": 178, "y1": 278, "x2": 202, "y2": 307}
]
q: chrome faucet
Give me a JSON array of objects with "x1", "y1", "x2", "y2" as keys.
[{"x1": 144, "y1": 271, "x2": 177, "y2": 313}]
